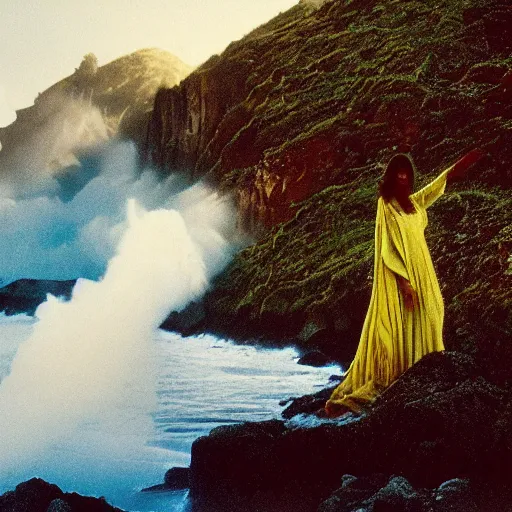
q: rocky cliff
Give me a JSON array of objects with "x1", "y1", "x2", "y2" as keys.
[{"x1": 149, "y1": 0, "x2": 512, "y2": 361}]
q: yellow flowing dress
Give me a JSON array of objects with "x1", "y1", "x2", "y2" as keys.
[{"x1": 326, "y1": 166, "x2": 454, "y2": 413}]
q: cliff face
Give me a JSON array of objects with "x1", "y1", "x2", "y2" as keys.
[
  {"x1": 149, "y1": 0, "x2": 512, "y2": 358},
  {"x1": 0, "y1": 48, "x2": 192, "y2": 178},
  {"x1": 146, "y1": 0, "x2": 511, "y2": 225},
  {"x1": 146, "y1": 56, "x2": 254, "y2": 177}
]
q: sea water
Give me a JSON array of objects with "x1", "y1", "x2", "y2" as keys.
[{"x1": 0, "y1": 314, "x2": 340, "y2": 512}]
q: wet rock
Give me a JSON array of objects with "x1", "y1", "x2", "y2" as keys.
[
  {"x1": 190, "y1": 419, "x2": 287, "y2": 501},
  {"x1": 0, "y1": 479, "x2": 61, "y2": 512},
  {"x1": 434, "y1": 479, "x2": 477, "y2": 512},
  {"x1": 0, "y1": 279, "x2": 76, "y2": 316},
  {"x1": 318, "y1": 474, "x2": 389, "y2": 512},
  {"x1": 164, "y1": 467, "x2": 190, "y2": 489},
  {"x1": 297, "y1": 350, "x2": 333, "y2": 367},
  {"x1": 160, "y1": 301, "x2": 205, "y2": 335},
  {"x1": 142, "y1": 467, "x2": 191, "y2": 492},
  {"x1": 318, "y1": 474, "x2": 434, "y2": 512},
  {"x1": 281, "y1": 384, "x2": 337, "y2": 419},
  {"x1": 0, "y1": 478, "x2": 123, "y2": 512},
  {"x1": 372, "y1": 476, "x2": 428, "y2": 512},
  {"x1": 189, "y1": 418, "x2": 349, "y2": 511}
]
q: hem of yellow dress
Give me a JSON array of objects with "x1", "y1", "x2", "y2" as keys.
[{"x1": 326, "y1": 379, "x2": 386, "y2": 414}]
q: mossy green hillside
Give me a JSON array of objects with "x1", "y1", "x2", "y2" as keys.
[{"x1": 147, "y1": 0, "x2": 512, "y2": 358}]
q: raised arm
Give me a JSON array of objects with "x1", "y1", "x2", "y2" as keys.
[
  {"x1": 447, "y1": 148, "x2": 485, "y2": 182},
  {"x1": 410, "y1": 165, "x2": 453, "y2": 209},
  {"x1": 411, "y1": 149, "x2": 485, "y2": 209}
]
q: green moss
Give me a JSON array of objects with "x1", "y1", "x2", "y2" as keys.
[{"x1": 148, "y1": 0, "x2": 512, "y2": 351}]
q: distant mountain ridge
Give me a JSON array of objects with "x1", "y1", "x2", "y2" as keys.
[{"x1": 0, "y1": 48, "x2": 192, "y2": 177}]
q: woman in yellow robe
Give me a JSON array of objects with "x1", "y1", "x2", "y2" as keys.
[{"x1": 325, "y1": 149, "x2": 484, "y2": 417}]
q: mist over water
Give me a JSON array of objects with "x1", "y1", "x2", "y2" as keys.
[
  {"x1": 0, "y1": 96, "x2": 237, "y2": 285},
  {"x1": 0, "y1": 198, "x2": 212, "y2": 470},
  {"x1": 0, "y1": 139, "x2": 212, "y2": 285},
  {"x1": 0, "y1": 98, "x2": 245, "y2": 509}
]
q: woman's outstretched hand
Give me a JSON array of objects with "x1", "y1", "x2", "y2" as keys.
[
  {"x1": 398, "y1": 277, "x2": 418, "y2": 311},
  {"x1": 450, "y1": 148, "x2": 486, "y2": 179}
]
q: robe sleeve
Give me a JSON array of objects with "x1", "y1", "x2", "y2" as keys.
[
  {"x1": 410, "y1": 165, "x2": 454, "y2": 209},
  {"x1": 377, "y1": 198, "x2": 409, "y2": 281}
]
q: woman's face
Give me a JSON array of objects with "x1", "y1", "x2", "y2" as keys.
[
  {"x1": 396, "y1": 168, "x2": 409, "y2": 186},
  {"x1": 395, "y1": 167, "x2": 411, "y2": 192}
]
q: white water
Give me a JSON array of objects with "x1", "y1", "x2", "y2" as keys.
[
  {"x1": 0, "y1": 314, "x2": 340, "y2": 511},
  {"x1": 0, "y1": 128, "x2": 339, "y2": 511}
]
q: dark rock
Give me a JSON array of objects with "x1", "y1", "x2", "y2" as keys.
[
  {"x1": 0, "y1": 479, "x2": 62, "y2": 512},
  {"x1": 190, "y1": 419, "x2": 315, "y2": 509},
  {"x1": 372, "y1": 476, "x2": 429, "y2": 512},
  {"x1": 362, "y1": 352, "x2": 509, "y2": 486},
  {"x1": 160, "y1": 301, "x2": 206, "y2": 335},
  {"x1": 318, "y1": 474, "x2": 434, "y2": 512},
  {"x1": 318, "y1": 474, "x2": 389, "y2": 512},
  {"x1": 0, "y1": 478, "x2": 124, "y2": 512},
  {"x1": 164, "y1": 467, "x2": 190, "y2": 489},
  {"x1": 434, "y1": 479, "x2": 477, "y2": 512},
  {"x1": 0, "y1": 279, "x2": 76, "y2": 316},
  {"x1": 297, "y1": 350, "x2": 333, "y2": 367},
  {"x1": 281, "y1": 384, "x2": 338, "y2": 419},
  {"x1": 189, "y1": 350, "x2": 512, "y2": 510},
  {"x1": 142, "y1": 467, "x2": 191, "y2": 492}
]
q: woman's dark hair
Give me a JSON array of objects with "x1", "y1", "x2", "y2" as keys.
[{"x1": 379, "y1": 153, "x2": 416, "y2": 213}]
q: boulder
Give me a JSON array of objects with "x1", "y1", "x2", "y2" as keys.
[
  {"x1": 297, "y1": 350, "x2": 334, "y2": 367},
  {"x1": 0, "y1": 478, "x2": 123, "y2": 512},
  {"x1": 434, "y1": 479, "x2": 477, "y2": 512},
  {"x1": 318, "y1": 474, "x2": 389, "y2": 512},
  {"x1": 372, "y1": 476, "x2": 429, "y2": 512},
  {"x1": 164, "y1": 467, "x2": 190, "y2": 489},
  {"x1": 281, "y1": 385, "x2": 338, "y2": 419},
  {"x1": 320, "y1": 475, "x2": 434, "y2": 512},
  {"x1": 141, "y1": 466, "x2": 190, "y2": 492}
]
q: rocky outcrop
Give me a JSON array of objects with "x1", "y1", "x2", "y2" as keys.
[
  {"x1": 145, "y1": 55, "x2": 255, "y2": 178},
  {"x1": 0, "y1": 478, "x2": 124, "y2": 512},
  {"x1": 141, "y1": 467, "x2": 190, "y2": 492},
  {"x1": 188, "y1": 351, "x2": 512, "y2": 511},
  {"x1": 317, "y1": 475, "x2": 485, "y2": 512},
  {"x1": 0, "y1": 279, "x2": 76, "y2": 316}
]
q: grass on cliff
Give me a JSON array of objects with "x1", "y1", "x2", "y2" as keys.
[
  {"x1": 213, "y1": 182, "x2": 377, "y2": 329},
  {"x1": 152, "y1": 0, "x2": 512, "y2": 354}
]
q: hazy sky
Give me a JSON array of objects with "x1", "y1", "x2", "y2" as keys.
[{"x1": 0, "y1": 0, "x2": 297, "y2": 126}]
